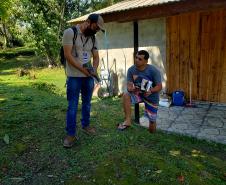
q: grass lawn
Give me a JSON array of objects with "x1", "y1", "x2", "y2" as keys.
[{"x1": 0, "y1": 52, "x2": 226, "y2": 185}]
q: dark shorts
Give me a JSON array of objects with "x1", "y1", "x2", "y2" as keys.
[{"x1": 129, "y1": 92, "x2": 158, "y2": 122}]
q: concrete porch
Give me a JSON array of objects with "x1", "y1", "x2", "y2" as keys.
[{"x1": 140, "y1": 102, "x2": 226, "y2": 145}]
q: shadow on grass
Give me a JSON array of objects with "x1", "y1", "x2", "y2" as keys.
[
  {"x1": 0, "y1": 55, "x2": 49, "y2": 74},
  {"x1": 0, "y1": 82, "x2": 226, "y2": 185},
  {"x1": 0, "y1": 82, "x2": 123, "y2": 184}
]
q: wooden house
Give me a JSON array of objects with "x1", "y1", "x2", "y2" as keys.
[{"x1": 69, "y1": 0, "x2": 226, "y2": 102}]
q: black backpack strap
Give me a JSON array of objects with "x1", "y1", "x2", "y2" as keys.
[
  {"x1": 91, "y1": 35, "x2": 97, "y2": 50},
  {"x1": 71, "y1": 26, "x2": 77, "y2": 45}
]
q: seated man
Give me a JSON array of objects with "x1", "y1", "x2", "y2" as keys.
[{"x1": 117, "y1": 50, "x2": 162, "y2": 133}]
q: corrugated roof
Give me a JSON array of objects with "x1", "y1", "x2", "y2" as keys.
[{"x1": 68, "y1": 0, "x2": 181, "y2": 23}]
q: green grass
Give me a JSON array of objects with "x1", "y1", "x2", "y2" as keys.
[{"x1": 0, "y1": 52, "x2": 226, "y2": 185}]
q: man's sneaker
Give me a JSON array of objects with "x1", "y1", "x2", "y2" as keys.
[
  {"x1": 82, "y1": 126, "x2": 96, "y2": 135},
  {"x1": 63, "y1": 135, "x2": 77, "y2": 148}
]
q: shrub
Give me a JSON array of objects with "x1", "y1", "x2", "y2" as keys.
[
  {"x1": 0, "y1": 47, "x2": 36, "y2": 58},
  {"x1": 31, "y1": 82, "x2": 57, "y2": 94}
]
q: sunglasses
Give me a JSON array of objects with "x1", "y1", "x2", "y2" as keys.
[
  {"x1": 91, "y1": 23, "x2": 100, "y2": 32},
  {"x1": 96, "y1": 25, "x2": 100, "y2": 31},
  {"x1": 135, "y1": 56, "x2": 143, "y2": 61}
]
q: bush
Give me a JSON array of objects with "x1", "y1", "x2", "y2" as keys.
[
  {"x1": 32, "y1": 57, "x2": 48, "y2": 68},
  {"x1": 31, "y1": 82, "x2": 57, "y2": 94},
  {"x1": 0, "y1": 47, "x2": 36, "y2": 58},
  {"x1": 11, "y1": 37, "x2": 24, "y2": 47}
]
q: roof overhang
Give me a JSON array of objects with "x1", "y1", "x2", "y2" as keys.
[{"x1": 68, "y1": 0, "x2": 226, "y2": 24}]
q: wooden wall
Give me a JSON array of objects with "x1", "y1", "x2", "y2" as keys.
[{"x1": 166, "y1": 8, "x2": 226, "y2": 102}]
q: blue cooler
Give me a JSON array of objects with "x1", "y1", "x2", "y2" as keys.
[{"x1": 172, "y1": 90, "x2": 185, "y2": 106}]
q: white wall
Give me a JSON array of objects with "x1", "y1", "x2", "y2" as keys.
[
  {"x1": 96, "y1": 21, "x2": 134, "y2": 93},
  {"x1": 96, "y1": 18, "x2": 166, "y2": 94},
  {"x1": 139, "y1": 18, "x2": 166, "y2": 90}
]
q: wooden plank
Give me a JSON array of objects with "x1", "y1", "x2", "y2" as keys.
[
  {"x1": 189, "y1": 12, "x2": 200, "y2": 100},
  {"x1": 208, "y1": 11, "x2": 217, "y2": 101},
  {"x1": 196, "y1": 11, "x2": 202, "y2": 100},
  {"x1": 206, "y1": 10, "x2": 225, "y2": 102},
  {"x1": 166, "y1": 16, "x2": 180, "y2": 94},
  {"x1": 166, "y1": 17, "x2": 171, "y2": 93},
  {"x1": 217, "y1": 10, "x2": 225, "y2": 102},
  {"x1": 220, "y1": 9, "x2": 226, "y2": 102},
  {"x1": 199, "y1": 12, "x2": 212, "y2": 101},
  {"x1": 200, "y1": 51, "x2": 209, "y2": 100},
  {"x1": 211, "y1": 11, "x2": 222, "y2": 101},
  {"x1": 179, "y1": 13, "x2": 190, "y2": 97}
]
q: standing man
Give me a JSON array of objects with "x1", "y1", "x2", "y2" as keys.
[
  {"x1": 117, "y1": 50, "x2": 162, "y2": 133},
  {"x1": 62, "y1": 14, "x2": 104, "y2": 148}
]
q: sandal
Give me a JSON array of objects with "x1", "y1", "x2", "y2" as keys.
[{"x1": 117, "y1": 122, "x2": 131, "y2": 131}]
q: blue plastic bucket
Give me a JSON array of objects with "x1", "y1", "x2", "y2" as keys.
[{"x1": 172, "y1": 90, "x2": 185, "y2": 106}]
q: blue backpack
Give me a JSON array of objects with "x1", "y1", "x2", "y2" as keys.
[{"x1": 172, "y1": 90, "x2": 185, "y2": 106}]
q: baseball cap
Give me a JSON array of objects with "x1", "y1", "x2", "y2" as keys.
[{"x1": 87, "y1": 13, "x2": 105, "y2": 32}]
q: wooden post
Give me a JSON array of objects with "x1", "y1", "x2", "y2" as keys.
[{"x1": 134, "y1": 21, "x2": 140, "y2": 124}]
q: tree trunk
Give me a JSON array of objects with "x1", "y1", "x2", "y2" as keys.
[
  {"x1": 2, "y1": 21, "x2": 12, "y2": 47},
  {"x1": 46, "y1": 55, "x2": 57, "y2": 67},
  {"x1": 58, "y1": 0, "x2": 66, "y2": 41}
]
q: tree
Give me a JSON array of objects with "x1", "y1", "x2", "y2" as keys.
[
  {"x1": 20, "y1": 0, "x2": 93, "y2": 65},
  {"x1": 0, "y1": 0, "x2": 124, "y2": 64},
  {"x1": 90, "y1": 0, "x2": 123, "y2": 11},
  {"x1": 20, "y1": 0, "x2": 62, "y2": 65},
  {"x1": 0, "y1": 0, "x2": 18, "y2": 48}
]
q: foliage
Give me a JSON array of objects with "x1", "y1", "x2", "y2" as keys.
[
  {"x1": 0, "y1": 51, "x2": 226, "y2": 185},
  {"x1": 0, "y1": 0, "x2": 15, "y2": 20},
  {"x1": 0, "y1": 0, "x2": 125, "y2": 64},
  {"x1": 20, "y1": 0, "x2": 62, "y2": 65},
  {"x1": 0, "y1": 0, "x2": 22, "y2": 48},
  {"x1": 90, "y1": 0, "x2": 124, "y2": 11}
]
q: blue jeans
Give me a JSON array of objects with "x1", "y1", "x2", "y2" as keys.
[{"x1": 66, "y1": 77, "x2": 94, "y2": 136}]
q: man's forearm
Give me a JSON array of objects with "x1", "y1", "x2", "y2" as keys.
[
  {"x1": 65, "y1": 54, "x2": 86, "y2": 74},
  {"x1": 151, "y1": 84, "x2": 162, "y2": 93},
  {"x1": 127, "y1": 82, "x2": 136, "y2": 92},
  {"x1": 93, "y1": 59, "x2": 99, "y2": 71}
]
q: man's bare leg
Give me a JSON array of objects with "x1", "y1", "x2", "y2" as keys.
[
  {"x1": 123, "y1": 93, "x2": 132, "y2": 126},
  {"x1": 149, "y1": 121, "x2": 156, "y2": 133}
]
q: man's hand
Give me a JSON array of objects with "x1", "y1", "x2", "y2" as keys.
[
  {"x1": 144, "y1": 83, "x2": 162, "y2": 97},
  {"x1": 89, "y1": 68, "x2": 101, "y2": 82},
  {"x1": 144, "y1": 89, "x2": 152, "y2": 97},
  {"x1": 82, "y1": 68, "x2": 91, "y2": 76},
  {"x1": 89, "y1": 67, "x2": 97, "y2": 76},
  {"x1": 127, "y1": 82, "x2": 136, "y2": 92}
]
